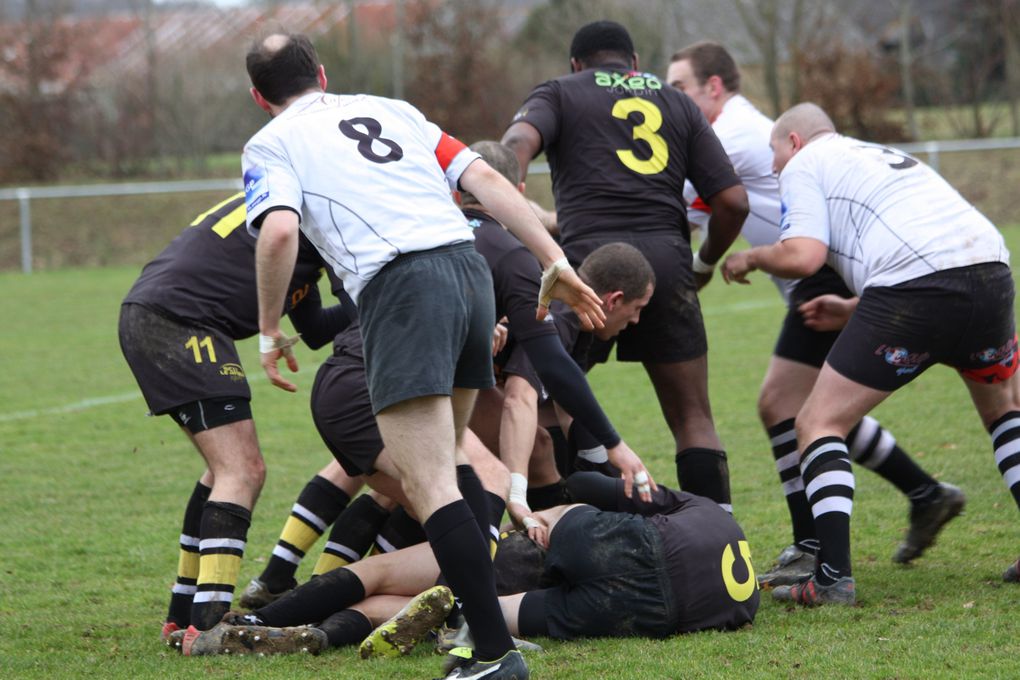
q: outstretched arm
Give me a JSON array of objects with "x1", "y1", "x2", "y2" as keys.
[
  {"x1": 458, "y1": 160, "x2": 605, "y2": 330},
  {"x1": 256, "y1": 210, "x2": 302, "y2": 391}
]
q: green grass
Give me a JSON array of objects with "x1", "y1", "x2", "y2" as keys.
[{"x1": 4, "y1": 232, "x2": 1020, "y2": 678}]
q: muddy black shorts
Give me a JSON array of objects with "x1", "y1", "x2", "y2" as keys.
[
  {"x1": 522, "y1": 505, "x2": 678, "y2": 639},
  {"x1": 774, "y1": 266, "x2": 854, "y2": 368},
  {"x1": 359, "y1": 243, "x2": 496, "y2": 413},
  {"x1": 563, "y1": 232, "x2": 707, "y2": 364},
  {"x1": 118, "y1": 303, "x2": 250, "y2": 415},
  {"x1": 309, "y1": 329, "x2": 384, "y2": 477},
  {"x1": 827, "y1": 263, "x2": 1017, "y2": 391}
]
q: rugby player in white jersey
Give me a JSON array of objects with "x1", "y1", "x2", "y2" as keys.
[
  {"x1": 722, "y1": 102, "x2": 1020, "y2": 605},
  {"x1": 669, "y1": 42, "x2": 963, "y2": 586},
  {"x1": 242, "y1": 33, "x2": 612, "y2": 679}
]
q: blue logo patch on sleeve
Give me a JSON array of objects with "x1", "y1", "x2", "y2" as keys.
[{"x1": 244, "y1": 166, "x2": 269, "y2": 213}]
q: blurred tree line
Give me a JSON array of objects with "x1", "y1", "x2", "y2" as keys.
[{"x1": 0, "y1": 0, "x2": 1018, "y2": 184}]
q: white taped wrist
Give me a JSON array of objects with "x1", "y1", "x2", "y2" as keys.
[
  {"x1": 539, "y1": 257, "x2": 572, "y2": 307},
  {"x1": 522, "y1": 517, "x2": 541, "y2": 530},
  {"x1": 509, "y1": 473, "x2": 529, "y2": 508},
  {"x1": 692, "y1": 251, "x2": 715, "y2": 275},
  {"x1": 259, "y1": 332, "x2": 302, "y2": 356}
]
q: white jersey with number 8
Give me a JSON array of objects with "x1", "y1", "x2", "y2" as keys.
[{"x1": 243, "y1": 92, "x2": 479, "y2": 302}]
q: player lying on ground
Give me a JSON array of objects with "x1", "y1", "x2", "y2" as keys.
[
  {"x1": 118, "y1": 193, "x2": 353, "y2": 637},
  {"x1": 169, "y1": 473, "x2": 758, "y2": 659},
  {"x1": 668, "y1": 42, "x2": 965, "y2": 586},
  {"x1": 722, "y1": 102, "x2": 1020, "y2": 606}
]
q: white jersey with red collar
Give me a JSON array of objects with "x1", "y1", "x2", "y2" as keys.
[
  {"x1": 243, "y1": 92, "x2": 479, "y2": 302},
  {"x1": 684, "y1": 95, "x2": 789, "y2": 297},
  {"x1": 778, "y1": 132, "x2": 1009, "y2": 295}
]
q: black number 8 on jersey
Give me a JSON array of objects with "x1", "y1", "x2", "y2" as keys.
[{"x1": 339, "y1": 117, "x2": 404, "y2": 164}]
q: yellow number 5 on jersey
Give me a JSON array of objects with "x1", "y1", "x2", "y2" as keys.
[
  {"x1": 721, "y1": 540, "x2": 757, "y2": 602},
  {"x1": 612, "y1": 98, "x2": 669, "y2": 175}
]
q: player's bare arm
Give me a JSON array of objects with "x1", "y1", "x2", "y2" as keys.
[
  {"x1": 695, "y1": 184, "x2": 749, "y2": 289},
  {"x1": 500, "y1": 121, "x2": 543, "y2": 184},
  {"x1": 255, "y1": 210, "x2": 302, "y2": 392},
  {"x1": 798, "y1": 294, "x2": 859, "y2": 332},
  {"x1": 459, "y1": 160, "x2": 605, "y2": 330},
  {"x1": 721, "y1": 237, "x2": 827, "y2": 284}
]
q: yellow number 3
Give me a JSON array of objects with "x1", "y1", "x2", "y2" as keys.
[
  {"x1": 612, "y1": 98, "x2": 669, "y2": 175},
  {"x1": 720, "y1": 540, "x2": 757, "y2": 602}
]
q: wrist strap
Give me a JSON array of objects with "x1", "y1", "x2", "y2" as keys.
[{"x1": 692, "y1": 251, "x2": 715, "y2": 275}]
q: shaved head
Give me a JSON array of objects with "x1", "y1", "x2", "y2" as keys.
[{"x1": 772, "y1": 103, "x2": 836, "y2": 145}]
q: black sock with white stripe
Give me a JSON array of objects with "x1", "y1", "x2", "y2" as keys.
[
  {"x1": 191, "y1": 501, "x2": 250, "y2": 630},
  {"x1": 801, "y1": 436, "x2": 855, "y2": 585},
  {"x1": 372, "y1": 506, "x2": 427, "y2": 554},
  {"x1": 767, "y1": 419, "x2": 817, "y2": 554},
  {"x1": 260, "y1": 475, "x2": 351, "y2": 592},
  {"x1": 990, "y1": 411, "x2": 1020, "y2": 509},
  {"x1": 313, "y1": 494, "x2": 391, "y2": 575},
  {"x1": 848, "y1": 416, "x2": 939, "y2": 503},
  {"x1": 166, "y1": 480, "x2": 211, "y2": 628}
]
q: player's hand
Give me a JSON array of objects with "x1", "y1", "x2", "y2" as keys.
[
  {"x1": 492, "y1": 319, "x2": 508, "y2": 356},
  {"x1": 537, "y1": 260, "x2": 605, "y2": 331},
  {"x1": 608, "y1": 441, "x2": 656, "y2": 502},
  {"x1": 517, "y1": 510, "x2": 550, "y2": 549},
  {"x1": 798, "y1": 294, "x2": 858, "y2": 331},
  {"x1": 259, "y1": 330, "x2": 301, "y2": 392},
  {"x1": 721, "y1": 251, "x2": 755, "y2": 284}
]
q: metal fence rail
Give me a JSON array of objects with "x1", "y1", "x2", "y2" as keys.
[{"x1": 3, "y1": 138, "x2": 1019, "y2": 273}]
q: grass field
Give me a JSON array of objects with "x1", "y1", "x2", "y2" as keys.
[{"x1": 3, "y1": 232, "x2": 1020, "y2": 679}]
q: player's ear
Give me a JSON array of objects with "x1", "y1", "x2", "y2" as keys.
[
  {"x1": 604, "y1": 290, "x2": 624, "y2": 310},
  {"x1": 631, "y1": 52, "x2": 639, "y2": 70},
  {"x1": 317, "y1": 64, "x2": 327, "y2": 91},
  {"x1": 517, "y1": 181, "x2": 526, "y2": 194},
  {"x1": 569, "y1": 57, "x2": 583, "y2": 73},
  {"x1": 251, "y1": 87, "x2": 272, "y2": 114}
]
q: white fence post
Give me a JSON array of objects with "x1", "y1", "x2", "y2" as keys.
[{"x1": 17, "y1": 188, "x2": 31, "y2": 274}]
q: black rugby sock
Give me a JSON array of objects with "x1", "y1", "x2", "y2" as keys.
[
  {"x1": 547, "y1": 425, "x2": 573, "y2": 479},
  {"x1": 425, "y1": 500, "x2": 513, "y2": 662},
  {"x1": 313, "y1": 493, "x2": 391, "y2": 575},
  {"x1": 261, "y1": 475, "x2": 351, "y2": 591},
  {"x1": 373, "y1": 506, "x2": 427, "y2": 553},
  {"x1": 318, "y1": 608, "x2": 373, "y2": 648},
  {"x1": 675, "y1": 447, "x2": 732, "y2": 511},
  {"x1": 456, "y1": 464, "x2": 492, "y2": 540},
  {"x1": 847, "y1": 416, "x2": 939, "y2": 502},
  {"x1": 191, "y1": 501, "x2": 250, "y2": 630},
  {"x1": 801, "y1": 437, "x2": 855, "y2": 584},
  {"x1": 990, "y1": 412, "x2": 1020, "y2": 509},
  {"x1": 256, "y1": 567, "x2": 366, "y2": 627},
  {"x1": 166, "y1": 480, "x2": 211, "y2": 628},
  {"x1": 527, "y1": 479, "x2": 571, "y2": 511},
  {"x1": 767, "y1": 419, "x2": 817, "y2": 550}
]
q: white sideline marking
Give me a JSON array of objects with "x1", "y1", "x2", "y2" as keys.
[{"x1": 0, "y1": 298, "x2": 782, "y2": 424}]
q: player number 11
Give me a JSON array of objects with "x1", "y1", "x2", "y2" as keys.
[{"x1": 185, "y1": 335, "x2": 217, "y2": 363}]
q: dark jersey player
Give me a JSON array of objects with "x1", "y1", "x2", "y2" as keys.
[
  {"x1": 118, "y1": 193, "x2": 351, "y2": 638},
  {"x1": 502, "y1": 20, "x2": 749, "y2": 511}
]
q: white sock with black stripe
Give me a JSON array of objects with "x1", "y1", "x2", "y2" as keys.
[{"x1": 801, "y1": 436, "x2": 855, "y2": 584}]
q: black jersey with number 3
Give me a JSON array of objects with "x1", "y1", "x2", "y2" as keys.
[
  {"x1": 123, "y1": 193, "x2": 328, "y2": 339},
  {"x1": 511, "y1": 67, "x2": 739, "y2": 243}
]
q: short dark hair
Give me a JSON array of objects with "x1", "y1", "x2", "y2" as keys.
[
  {"x1": 569, "y1": 21, "x2": 634, "y2": 68},
  {"x1": 578, "y1": 242, "x2": 655, "y2": 301},
  {"x1": 246, "y1": 33, "x2": 321, "y2": 106},
  {"x1": 460, "y1": 141, "x2": 520, "y2": 205},
  {"x1": 670, "y1": 41, "x2": 741, "y2": 93}
]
